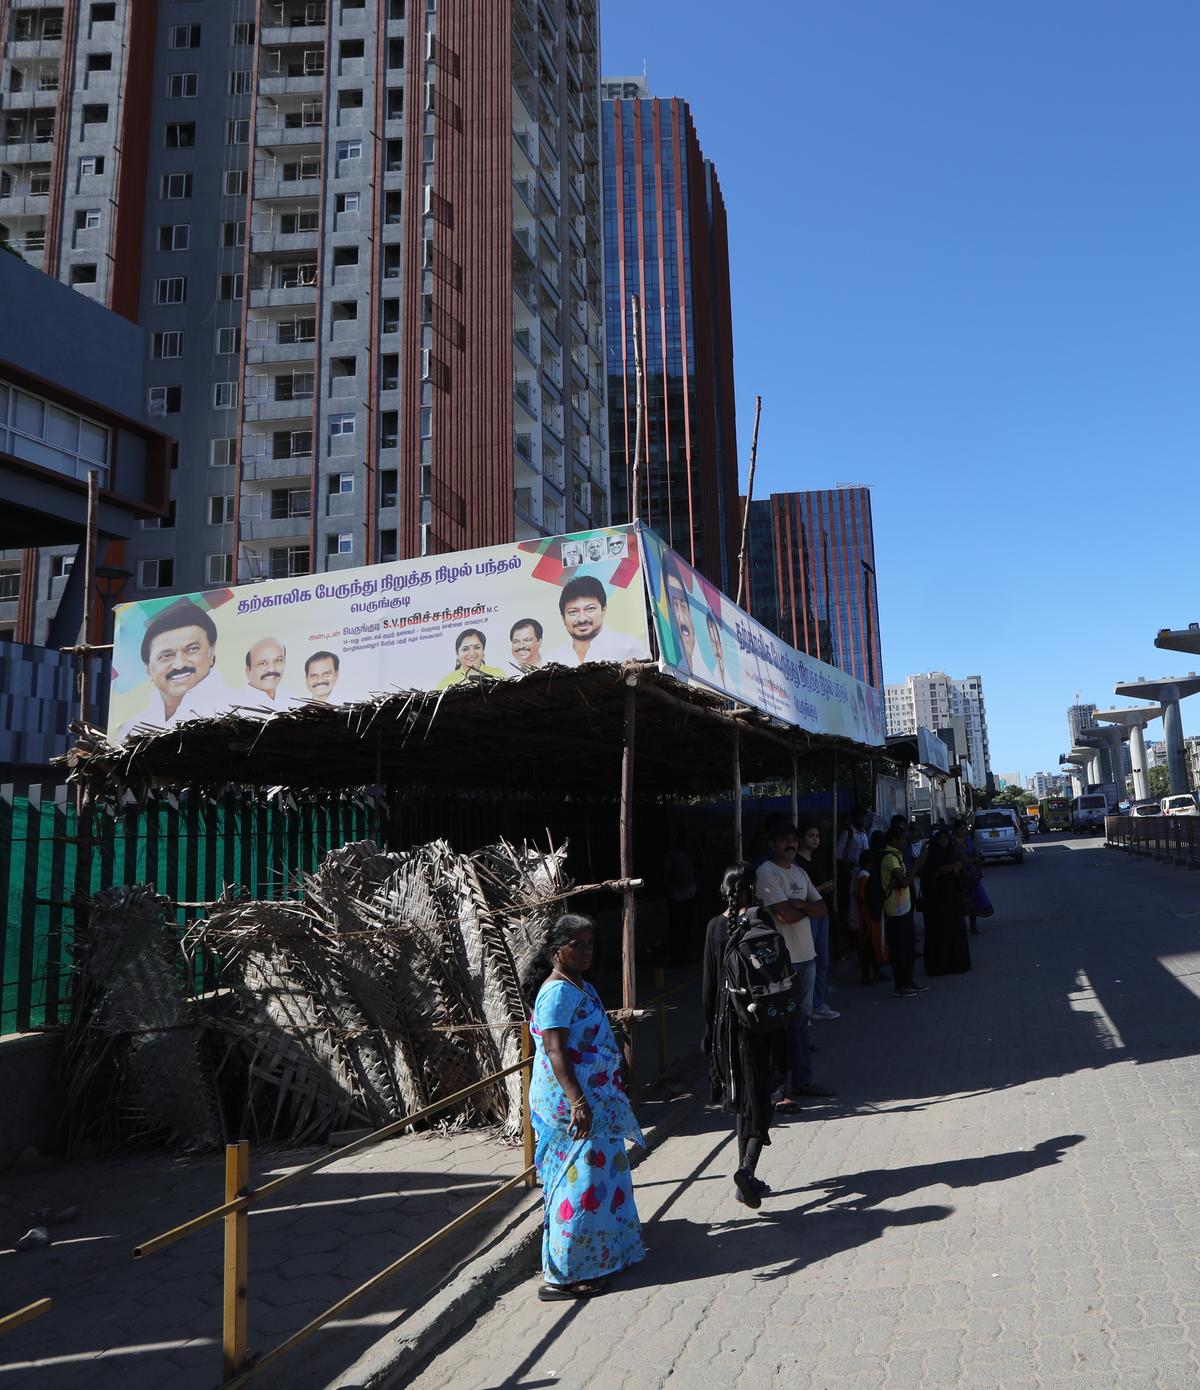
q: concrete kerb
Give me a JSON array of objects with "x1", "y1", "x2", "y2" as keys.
[{"x1": 329, "y1": 1051, "x2": 709, "y2": 1390}]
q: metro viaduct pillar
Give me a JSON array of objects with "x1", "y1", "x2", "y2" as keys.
[
  {"x1": 1094, "y1": 706, "x2": 1162, "y2": 803},
  {"x1": 1113, "y1": 675, "x2": 1200, "y2": 796}
]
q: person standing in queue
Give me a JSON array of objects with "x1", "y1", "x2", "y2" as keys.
[
  {"x1": 528, "y1": 914, "x2": 645, "y2": 1300},
  {"x1": 702, "y1": 863, "x2": 789, "y2": 1209},
  {"x1": 795, "y1": 821, "x2": 839, "y2": 1021},
  {"x1": 755, "y1": 817, "x2": 836, "y2": 1108},
  {"x1": 882, "y1": 823, "x2": 926, "y2": 998}
]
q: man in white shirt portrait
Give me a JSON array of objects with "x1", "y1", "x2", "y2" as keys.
[
  {"x1": 545, "y1": 575, "x2": 643, "y2": 666},
  {"x1": 241, "y1": 636, "x2": 303, "y2": 716},
  {"x1": 117, "y1": 599, "x2": 236, "y2": 739},
  {"x1": 755, "y1": 815, "x2": 836, "y2": 1106},
  {"x1": 303, "y1": 650, "x2": 342, "y2": 703}
]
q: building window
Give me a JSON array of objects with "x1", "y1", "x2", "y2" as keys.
[
  {"x1": 81, "y1": 104, "x2": 108, "y2": 128},
  {"x1": 158, "y1": 223, "x2": 190, "y2": 251},
  {"x1": 161, "y1": 172, "x2": 193, "y2": 199},
  {"x1": 216, "y1": 326, "x2": 241, "y2": 355},
  {"x1": 51, "y1": 555, "x2": 75, "y2": 580},
  {"x1": 210, "y1": 437, "x2": 237, "y2": 468},
  {"x1": 218, "y1": 272, "x2": 243, "y2": 301},
  {"x1": 226, "y1": 119, "x2": 250, "y2": 145},
  {"x1": 232, "y1": 21, "x2": 255, "y2": 45},
  {"x1": 79, "y1": 156, "x2": 104, "y2": 177},
  {"x1": 206, "y1": 553, "x2": 233, "y2": 585},
  {"x1": 147, "y1": 385, "x2": 182, "y2": 415},
  {"x1": 167, "y1": 72, "x2": 198, "y2": 99},
  {"x1": 275, "y1": 372, "x2": 314, "y2": 402},
  {"x1": 380, "y1": 469, "x2": 398, "y2": 507},
  {"x1": 169, "y1": 24, "x2": 201, "y2": 49},
  {"x1": 327, "y1": 533, "x2": 353, "y2": 557},
  {"x1": 139, "y1": 558, "x2": 175, "y2": 590},
  {"x1": 335, "y1": 191, "x2": 360, "y2": 214},
  {"x1": 0, "y1": 386, "x2": 111, "y2": 482},
  {"x1": 224, "y1": 169, "x2": 247, "y2": 197},
  {"x1": 270, "y1": 488, "x2": 312, "y2": 520},
  {"x1": 153, "y1": 276, "x2": 187, "y2": 304},
  {"x1": 208, "y1": 495, "x2": 235, "y2": 525},
  {"x1": 279, "y1": 209, "x2": 319, "y2": 234},
  {"x1": 142, "y1": 499, "x2": 177, "y2": 530},
  {"x1": 71, "y1": 263, "x2": 98, "y2": 285},
  {"x1": 213, "y1": 382, "x2": 238, "y2": 410},
  {"x1": 337, "y1": 89, "x2": 363, "y2": 118},
  {"x1": 152, "y1": 331, "x2": 183, "y2": 359},
  {"x1": 222, "y1": 219, "x2": 245, "y2": 248},
  {"x1": 164, "y1": 122, "x2": 196, "y2": 148},
  {"x1": 268, "y1": 546, "x2": 310, "y2": 579},
  {"x1": 329, "y1": 413, "x2": 355, "y2": 437},
  {"x1": 335, "y1": 139, "x2": 362, "y2": 164},
  {"x1": 86, "y1": 52, "x2": 112, "y2": 73},
  {"x1": 328, "y1": 472, "x2": 354, "y2": 495},
  {"x1": 278, "y1": 317, "x2": 316, "y2": 344},
  {"x1": 229, "y1": 70, "x2": 252, "y2": 96},
  {"x1": 0, "y1": 572, "x2": 21, "y2": 601},
  {"x1": 272, "y1": 429, "x2": 313, "y2": 459},
  {"x1": 75, "y1": 208, "x2": 102, "y2": 231}
]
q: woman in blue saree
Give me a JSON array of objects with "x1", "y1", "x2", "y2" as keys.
[{"x1": 529, "y1": 914, "x2": 645, "y2": 1300}]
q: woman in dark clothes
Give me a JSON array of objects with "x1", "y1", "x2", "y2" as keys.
[
  {"x1": 920, "y1": 827, "x2": 972, "y2": 975},
  {"x1": 702, "y1": 863, "x2": 787, "y2": 1210}
]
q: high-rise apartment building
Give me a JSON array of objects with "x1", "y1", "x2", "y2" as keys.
[
  {"x1": 743, "y1": 487, "x2": 882, "y2": 688},
  {"x1": 1, "y1": 0, "x2": 606, "y2": 642},
  {"x1": 885, "y1": 671, "x2": 991, "y2": 789},
  {"x1": 1067, "y1": 702, "x2": 1098, "y2": 748},
  {"x1": 601, "y1": 78, "x2": 738, "y2": 590}
]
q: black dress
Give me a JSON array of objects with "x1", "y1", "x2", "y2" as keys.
[
  {"x1": 920, "y1": 856, "x2": 972, "y2": 975},
  {"x1": 701, "y1": 910, "x2": 787, "y2": 1146}
]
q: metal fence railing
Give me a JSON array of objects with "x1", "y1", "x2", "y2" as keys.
[{"x1": 1105, "y1": 815, "x2": 1200, "y2": 867}]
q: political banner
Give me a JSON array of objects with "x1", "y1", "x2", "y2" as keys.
[
  {"x1": 107, "y1": 525, "x2": 649, "y2": 742},
  {"x1": 639, "y1": 528, "x2": 886, "y2": 746}
]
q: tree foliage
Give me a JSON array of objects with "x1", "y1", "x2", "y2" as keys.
[{"x1": 1148, "y1": 765, "x2": 1171, "y2": 798}]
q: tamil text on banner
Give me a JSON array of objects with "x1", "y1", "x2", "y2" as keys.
[
  {"x1": 638, "y1": 527, "x2": 886, "y2": 746},
  {"x1": 107, "y1": 526, "x2": 649, "y2": 742}
]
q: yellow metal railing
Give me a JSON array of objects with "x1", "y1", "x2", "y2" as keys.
[{"x1": 134, "y1": 1025, "x2": 538, "y2": 1386}]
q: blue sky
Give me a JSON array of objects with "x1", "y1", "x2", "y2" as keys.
[{"x1": 600, "y1": 1, "x2": 1200, "y2": 780}]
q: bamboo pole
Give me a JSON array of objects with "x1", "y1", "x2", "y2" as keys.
[
  {"x1": 830, "y1": 751, "x2": 840, "y2": 916},
  {"x1": 630, "y1": 294, "x2": 645, "y2": 523},
  {"x1": 0, "y1": 1298, "x2": 51, "y2": 1337},
  {"x1": 520, "y1": 1022, "x2": 535, "y2": 1189},
  {"x1": 733, "y1": 726, "x2": 743, "y2": 861},
  {"x1": 620, "y1": 673, "x2": 638, "y2": 1078},
  {"x1": 654, "y1": 967, "x2": 668, "y2": 1078},
  {"x1": 734, "y1": 395, "x2": 762, "y2": 610},
  {"x1": 77, "y1": 469, "x2": 99, "y2": 729},
  {"x1": 791, "y1": 752, "x2": 800, "y2": 825},
  {"x1": 222, "y1": 1140, "x2": 250, "y2": 1380}
]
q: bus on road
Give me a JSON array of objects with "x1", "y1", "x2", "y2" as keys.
[{"x1": 1038, "y1": 797, "x2": 1071, "y2": 832}]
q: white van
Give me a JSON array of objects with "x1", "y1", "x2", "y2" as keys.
[
  {"x1": 1071, "y1": 794, "x2": 1108, "y2": 833},
  {"x1": 1160, "y1": 793, "x2": 1199, "y2": 817}
]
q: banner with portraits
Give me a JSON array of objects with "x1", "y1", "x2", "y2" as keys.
[
  {"x1": 106, "y1": 525, "x2": 650, "y2": 742},
  {"x1": 639, "y1": 528, "x2": 887, "y2": 747}
]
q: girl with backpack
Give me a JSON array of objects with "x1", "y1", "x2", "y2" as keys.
[{"x1": 701, "y1": 863, "x2": 793, "y2": 1210}]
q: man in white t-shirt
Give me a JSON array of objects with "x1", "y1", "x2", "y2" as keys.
[{"x1": 755, "y1": 817, "x2": 836, "y2": 1104}]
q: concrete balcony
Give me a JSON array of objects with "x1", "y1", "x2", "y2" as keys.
[
  {"x1": 261, "y1": 24, "x2": 327, "y2": 46},
  {"x1": 244, "y1": 395, "x2": 313, "y2": 423},
  {"x1": 253, "y1": 176, "x2": 323, "y2": 201},
  {"x1": 259, "y1": 74, "x2": 324, "y2": 98},
  {"x1": 5, "y1": 40, "x2": 62, "y2": 61},
  {"x1": 250, "y1": 228, "x2": 319, "y2": 255},
  {"x1": 0, "y1": 192, "x2": 49, "y2": 218},
  {"x1": 0, "y1": 141, "x2": 48, "y2": 164},
  {"x1": 244, "y1": 339, "x2": 316, "y2": 366},
  {"x1": 239, "y1": 514, "x2": 311, "y2": 542},
  {"x1": 240, "y1": 454, "x2": 313, "y2": 483},
  {"x1": 2, "y1": 88, "x2": 58, "y2": 110},
  {"x1": 249, "y1": 284, "x2": 318, "y2": 310},
  {"x1": 256, "y1": 122, "x2": 324, "y2": 148}
]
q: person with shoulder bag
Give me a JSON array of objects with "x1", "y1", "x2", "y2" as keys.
[{"x1": 702, "y1": 863, "x2": 794, "y2": 1209}]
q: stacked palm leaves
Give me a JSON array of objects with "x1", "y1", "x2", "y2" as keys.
[{"x1": 58, "y1": 836, "x2": 565, "y2": 1151}]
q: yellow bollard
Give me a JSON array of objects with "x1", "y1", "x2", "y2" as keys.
[
  {"x1": 222, "y1": 1140, "x2": 250, "y2": 1381},
  {"x1": 654, "y1": 967, "x2": 668, "y2": 1078},
  {"x1": 520, "y1": 1022, "x2": 536, "y2": 1189}
]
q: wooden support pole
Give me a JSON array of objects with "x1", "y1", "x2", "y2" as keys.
[
  {"x1": 620, "y1": 674, "x2": 638, "y2": 1078},
  {"x1": 791, "y1": 752, "x2": 800, "y2": 825},
  {"x1": 77, "y1": 469, "x2": 99, "y2": 729},
  {"x1": 734, "y1": 394, "x2": 762, "y2": 610},
  {"x1": 733, "y1": 726, "x2": 743, "y2": 862},
  {"x1": 520, "y1": 1022, "x2": 535, "y2": 1189},
  {"x1": 830, "y1": 751, "x2": 840, "y2": 915},
  {"x1": 222, "y1": 1140, "x2": 250, "y2": 1381},
  {"x1": 630, "y1": 294, "x2": 645, "y2": 524}
]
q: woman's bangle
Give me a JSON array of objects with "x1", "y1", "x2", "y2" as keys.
[{"x1": 570, "y1": 1096, "x2": 591, "y2": 1112}]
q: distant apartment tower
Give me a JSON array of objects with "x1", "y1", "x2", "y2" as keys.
[
  {"x1": 1067, "y1": 702, "x2": 1098, "y2": 747},
  {"x1": 601, "y1": 78, "x2": 738, "y2": 590},
  {"x1": 0, "y1": 0, "x2": 606, "y2": 642},
  {"x1": 1029, "y1": 771, "x2": 1066, "y2": 800},
  {"x1": 885, "y1": 671, "x2": 992, "y2": 789},
  {"x1": 743, "y1": 487, "x2": 882, "y2": 688}
]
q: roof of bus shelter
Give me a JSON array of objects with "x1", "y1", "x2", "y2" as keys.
[{"x1": 65, "y1": 660, "x2": 886, "y2": 805}]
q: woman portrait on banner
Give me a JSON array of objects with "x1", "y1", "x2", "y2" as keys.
[
  {"x1": 529, "y1": 914, "x2": 645, "y2": 1300},
  {"x1": 435, "y1": 627, "x2": 506, "y2": 688}
]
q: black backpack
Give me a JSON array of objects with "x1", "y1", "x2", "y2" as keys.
[{"x1": 722, "y1": 910, "x2": 797, "y2": 1034}]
